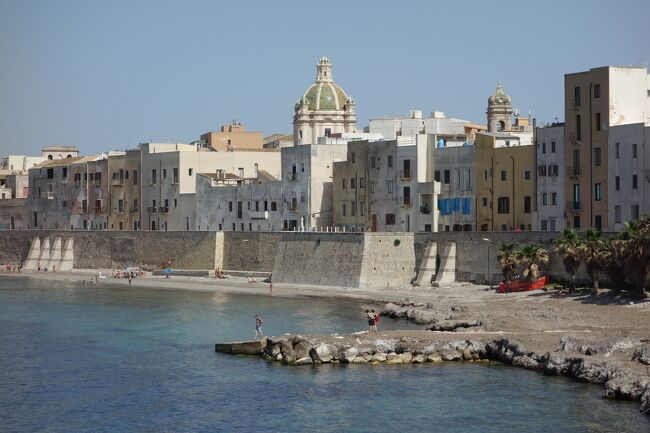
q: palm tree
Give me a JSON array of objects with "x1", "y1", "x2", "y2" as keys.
[
  {"x1": 621, "y1": 217, "x2": 650, "y2": 298},
  {"x1": 496, "y1": 242, "x2": 518, "y2": 281},
  {"x1": 604, "y1": 237, "x2": 627, "y2": 293},
  {"x1": 553, "y1": 229, "x2": 583, "y2": 293},
  {"x1": 582, "y1": 229, "x2": 610, "y2": 294},
  {"x1": 516, "y1": 243, "x2": 550, "y2": 281}
]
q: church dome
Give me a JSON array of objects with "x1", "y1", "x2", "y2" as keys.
[
  {"x1": 299, "y1": 57, "x2": 351, "y2": 111},
  {"x1": 488, "y1": 82, "x2": 511, "y2": 106}
]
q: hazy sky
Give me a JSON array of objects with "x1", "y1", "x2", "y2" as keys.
[{"x1": 1, "y1": 0, "x2": 648, "y2": 156}]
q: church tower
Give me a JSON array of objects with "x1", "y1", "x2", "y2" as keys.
[{"x1": 487, "y1": 83, "x2": 513, "y2": 132}]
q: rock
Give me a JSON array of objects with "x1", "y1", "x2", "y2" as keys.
[
  {"x1": 294, "y1": 356, "x2": 313, "y2": 365},
  {"x1": 439, "y1": 349, "x2": 462, "y2": 361},
  {"x1": 275, "y1": 353, "x2": 282, "y2": 361},
  {"x1": 412, "y1": 354, "x2": 426, "y2": 363},
  {"x1": 293, "y1": 341, "x2": 312, "y2": 360},
  {"x1": 401, "y1": 352, "x2": 413, "y2": 363},
  {"x1": 641, "y1": 388, "x2": 650, "y2": 415},
  {"x1": 386, "y1": 353, "x2": 403, "y2": 364},
  {"x1": 462, "y1": 348, "x2": 477, "y2": 360},
  {"x1": 559, "y1": 336, "x2": 611, "y2": 355},
  {"x1": 341, "y1": 347, "x2": 358, "y2": 363},
  {"x1": 632, "y1": 343, "x2": 650, "y2": 365},
  {"x1": 426, "y1": 354, "x2": 443, "y2": 362},
  {"x1": 450, "y1": 305, "x2": 468, "y2": 312},
  {"x1": 410, "y1": 310, "x2": 438, "y2": 324},
  {"x1": 353, "y1": 356, "x2": 369, "y2": 364},
  {"x1": 271, "y1": 344, "x2": 281, "y2": 357},
  {"x1": 428, "y1": 319, "x2": 482, "y2": 332},
  {"x1": 309, "y1": 344, "x2": 334, "y2": 363},
  {"x1": 603, "y1": 376, "x2": 648, "y2": 400},
  {"x1": 371, "y1": 352, "x2": 387, "y2": 362}
]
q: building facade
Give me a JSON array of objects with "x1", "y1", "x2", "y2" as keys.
[
  {"x1": 201, "y1": 120, "x2": 264, "y2": 151},
  {"x1": 107, "y1": 149, "x2": 142, "y2": 231},
  {"x1": 293, "y1": 57, "x2": 357, "y2": 146},
  {"x1": 534, "y1": 123, "x2": 565, "y2": 231},
  {"x1": 432, "y1": 144, "x2": 475, "y2": 232}
]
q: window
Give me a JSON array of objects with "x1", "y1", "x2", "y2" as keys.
[
  {"x1": 573, "y1": 184, "x2": 580, "y2": 208},
  {"x1": 549, "y1": 164, "x2": 559, "y2": 177},
  {"x1": 133, "y1": 170, "x2": 138, "y2": 185},
  {"x1": 369, "y1": 181, "x2": 375, "y2": 193},
  {"x1": 325, "y1": 128, "x2": 331, "y2": 137},
  {"x1": 387, "y1": 180, "x2": 394, "y2": 193},
  {"x1": 62, "y1": 200, "x2": 67, "y2": 208},
  {"x1": 576, "y1": 115, "x2": 582, "y2": 141},
  {"x1": 238, "y1": 168, "x2": 244, "y2": 177},
  {"x1": 595, "y1": 112, "x2": 601, "y2": 131},
  {"x1": 342, "y1": 203, "x2": 346, "y2": 216},
  {"x1": 573, "y1": 216, "x2": 580, "y2": 229},
  {"x1": 595, "y1": 183, "x2": 602, "y2": 201},
  {"x1": 350, "y1": 178, "x2": 356, "y2": 189},
  {"x1": 162, "y1": 169, "x2": 166, "y2": 179},
  {"x1": 574, "y1": 86, "x2": 581, "y2": 106},
  {"x1": 594, "y1": 147, "x2": 601, "y2": 166},
  {"x1": 351, "y1": 201, "x2": 356, "y2": 216},
  {"x1": 632, "y1": 204, "x2": 640, "y2": 220},
  {"x1": 615, "y1": 176, "x2": 620, "y2": 190},
  {"x1": 228, "y1": 201, "x2": 233, "y2": 212},
  {"x1": 542, "y1": 193, "x2": 547, "y2": 206},
  {"x1": 174, "y1": 199, "x2": 177, "y2": 208},
  {"x1": 360, "y1": 178, "x2": 365, "y2": 188},
  {"x1": 572, "y1": 149, "x2": 580, "y2": 174},
  {"x1": 524, "y1": 196, "x2": 531, "y2": 214},
  {"x1": 387, "y1": 155, "x2": 393, "y2": 168},
  {"x1": 524, "y1": 169, "x2": 531, "y2": 180},
  {"x1": 482, "y1": 197, "x2": 488, "y2": 207},
  {"x1": 497, "y1": 197, "x2": 510, "y2": 214},
  {"x1": 551, "y1": 141, "x2": 556, "y2": 153},
  {"x1": 615, "y1": 142, "x2": 620, "y2": 159},
  {"x1": 500, "y1": 170, "x2": 506, "y2": 181},
  {"x1": 47, "y1": 168, "x2": 54, "y2": 179},
  {"x1": 385, "y1": 213, "x2": 396, "y2": 225},
  {"x1": 360, "y1": 201, "x2": 365, "y2": 216},
  {"x1": 594, "y1": 84, "x2": 600, "y2": 98},
  {"x1": 342, "y1": 178, "x2": 347, "y2": 189},
  {"x1": 614, "y1": 205, "x2": 621, "y2": 223},
  {"x1": 541, "y1": 142, "x2": 546, "y2": 154},
  {"x1": 633, "y1": 144, "x2": 638, "y2": 159},
  {"x1": 443, "y1": 170, "x2": 450, "y2": 184},
  {"x1": 551, "y1": 192, "x2": 557, "y2": 205},
  {"x1": 271, "y1": 201, "x2": 277, "y2": 211},
  {"x1": 549, "y1": 219, "x2": 556, "y2": 231},
  {"x1": 594, "y1": 215, "x2": 602, "y2": 230},
  {"x1": 541, "y1": 220, "x2": 548, "y2": 231},
  {"x1": 633, "y1": 175, "x2": 638, "y2": 190},
  {"x1": 351, "y1": 152, "x2": 355, "y2": 163},
  {"x1": 538, "y1": 165, "x2": 547, "y2": 177},
  {"x1": 62, "y1": 167, "x2": 67, "y2": 178},
  {"x1": 371, "y1": 157, "x2": 376, "y2": 168},
  {"x1": 151, "y1": 169, "x2": 157, "y2": 184}
]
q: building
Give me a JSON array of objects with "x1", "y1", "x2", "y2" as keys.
[
  {"x1": 1, "y1": 155, "x2": 46, "y2": 172},
  {"x1": 196, "y1": 171, "x2": 282, "y2": 232},
  {"x1": 107, "y1": 149, "x2": 142, "y2": 231},
  {"x1": 67, "y1": 157, "x2": 110, "y2": 230},
  {"x1": 200, "y1": 120, "x2": 264, "y2": 151},
  {"x1": 293, "y1": 57, "x2": 357, "y2": 145},
  {"x1": 564, "y1": 66, "x2": 650, "y2": 230},
  {"x1": 332, "y1": 138, "x2": 418, "y2": 232},
  {"x1": 140, "y1": 142, "x2": 280, "y2": 231},
  {"x1": 3, "y1": 174, "x2": 29, "y2": 199},
  {"x1": 280, "y1": 144, "x2": 348, "y2": 230},
  {"x1": 534, "y1": 123, "x2": 565, "y2": 231},
  {"x1": 263, "y1": 133, "x2": 294, "y2": 149},
  {"x1": 432, "y1": 143, "x2": 475, "y2": 232},
  {"x1": 41, "y1": 145, "x2": 79, "y2": 160},
  {"x1": 608, "y1": 122, "x2": 650, "y2": 230},
  {"x1": 0, "y1": 199, "x2": 28, "y2": 229},
  {"x1": 369, "y1": 110, "x2": 486, "y2": 142},
  {"x1": 475, "y1": 132, "x2": 535, "y2": 232}
]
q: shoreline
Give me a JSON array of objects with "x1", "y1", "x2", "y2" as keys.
[{"x1": 3, "y1": 269, "x2": 650, "y2": 415}]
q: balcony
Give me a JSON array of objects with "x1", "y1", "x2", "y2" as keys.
[
  {"x1": 147, "y1": 206, "x2": 158, "y2": 214},
  {"x1": 94, "y1": 206, "x2": 105, "y2": 213},
  {"x1": 419, "y1": 206, "x2": 431, "y2": 215},
  {"x1": 159, "y1": 206, "x2": 169, "y2": 214},
  {"x1": 111, "y1": 178, "x2": 124, "y2": 186},
  {"x1": 571, "y1": 98, "x2": 581, "y2": 110},
  {"x1": 399, "y1": 169, "x2": 412, "y2": 181},
  {"x1": 288, "y1": 173, "x2": 298, "y2": 181},
  {"x1": 565, "y1": 201, "x2": 581, "y2": 212},
  {"x1": 250, "y1": 211, "x2": 269, "y2": 220},
  {"x1": 115, "y1": 208, "x2": 125, "y2": 214},
  {"x1": 40, "y1": 191, "x2": 55, "y2": 199},
  {"x1": 130, "y1": 207, "x2": 140, "y2": 214},
  {"x1": 401, "y1": 196, "x2": 413, "y2": 208},
  {"x1": 566, "y1": 165, "x2": 581, "y2": 177},
  {"x1": 569, "y1": 132, "x2": 581, "y2": 145}
]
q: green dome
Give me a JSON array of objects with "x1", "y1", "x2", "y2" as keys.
[{"x1": 303, "y1": 82, "x2": 349, "y2": 111}]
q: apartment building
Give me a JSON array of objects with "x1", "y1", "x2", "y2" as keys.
[
  {"x1": 564, "y1": 66, "x2": 650, "y2": 230},
  {"x1": 534, "y1": 123, "x2": 565, "y2": 231},
  {"x1": 432, "y1": 144, "x2": 475, "y2": 232},
  {"x1": 107, "y1": 149, "x2": 142, "y2": 231},
  {"x1": 200, "y1": 120, "x2": 264, "y2": 151}
]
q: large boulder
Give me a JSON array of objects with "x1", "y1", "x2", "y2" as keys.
[
  {"x1": 401, "y1": 352, "x2": 413, "y2": 364},
  {"x1": 371, "y1": 352, "x2": 387, "y2": 362},
  {"x1": 632, "y1": 343, "x2": 650, "y2": 365},
  {"x1": 341, "y1": 347, "x2": 358, "y2": 363},
  {"x1": 293, "y1": 341, "x2": 312, "y2": 360},
  {"x1": 386, "y1": 353, "x2": 403, "y2": 364},
  {"x1": 412, "y1": 354, "x2": 426, "y2": 363},
  {"x1": 294, "y1": 356, "x2": 313, "y2": 365},
  {"x1": 309, "y1": 344, "x2": 335, "y2": 363},
  {"x1": 439, "y1": 349, "x2": 462, "y2": 361}
]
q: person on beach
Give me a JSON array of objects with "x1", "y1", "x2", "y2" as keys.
[
  {"x1": 254, "y1": 315, "x2": 264, "y2": 340},
  {"x1": 128, "y1": 274, "x2": 132, "y2": 286},
  {"x1": 372, "y1": 309, "x2": 380, "y2": 332},
  {"x1": 366, "y1": 309, "x2": 375, "y2": 332},
  {"x1": 37, "y1": 262, "x2": 41, "y2": 271},
  {"x1": 52, "y1": 264, "x2": 56, "y2": 272},
  {"x1": 269, "y1": 283, "x2": 273, "y2": 296},
  {"x1": 94, "y1": 274, "x2": 99, "y2": 287}
]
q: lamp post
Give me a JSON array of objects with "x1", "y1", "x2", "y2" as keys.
[{"x1": 482, "y1": 237, "x2": 492, "y2": 286}]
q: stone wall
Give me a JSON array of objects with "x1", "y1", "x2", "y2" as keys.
[
  {"x1": 359, "y1": 233, "x2": 416, "y2": 287},
  {"x1": 222, "y1": 231, "x2": 281, "y2": 272}
]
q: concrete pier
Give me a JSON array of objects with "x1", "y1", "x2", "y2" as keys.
[{"x1": 215, "y1": 340, "x2": 266, "y2": 356}]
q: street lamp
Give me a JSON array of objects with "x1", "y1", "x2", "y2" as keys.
[{"x1": 482, "y1": 237, "x2": 492, "y2": 286}]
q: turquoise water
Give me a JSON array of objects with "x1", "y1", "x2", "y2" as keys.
[{"x1": 0, "y1": 277, "x2": 648, "y2": 433}]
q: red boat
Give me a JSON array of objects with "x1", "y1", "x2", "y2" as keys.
[{"x1": 498, "y1": 276, "x2": 548, "y2": 294}]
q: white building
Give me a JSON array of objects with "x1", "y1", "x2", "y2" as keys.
[
  {"x1": 293, "y1": 57, "x2": 357, "y2": 146},
  {"x1": 140, "y1": 143, "x2": 280, "y2": 231},
  {"x1": 1, "y1": 155, "x2": 47, "y2": 173},
  {"x1": 608, "y1": 122, "x2": 650, "y2": 231},
  {"x1": 431, "y1": 144, "x2": 475, "y2": 232},
  {"x1": 534, "y1": 123, "x2": 565, "y2": 231},
  {"x1": 196, "y1": 171, "x2": 282, "y2": 232}
]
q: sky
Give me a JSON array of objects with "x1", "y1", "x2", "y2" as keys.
[{"x1": 0, "y1": 0, "x2": 649, "y2": 156}]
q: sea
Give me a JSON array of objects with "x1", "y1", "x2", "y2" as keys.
[{"x1": 1, "y1": 276, "x2": 648, "y2": 433}]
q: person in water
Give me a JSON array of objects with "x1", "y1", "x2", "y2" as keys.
[{"x1": 254, "y1": 315, "x2": 264, "y2": 340}]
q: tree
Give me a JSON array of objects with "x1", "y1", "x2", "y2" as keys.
[
  {"x1": 516, "y1": 243, "x2": 550, "y2": 281},
  {"x1": 496, "y1": 242, "x2": 518, "y2": 281},
  {"x1": 553, "y1": 229, "x2": 583, "y2": 293},
  {"x1": 620, "y1": 217, "x2": 650, "y2": 298},
  {"x1": 604, "y1": 237, "x2": 627, "y2": 293},
  {"x1": 582, "y1": 229, "x2": 610, "y2": 293}
]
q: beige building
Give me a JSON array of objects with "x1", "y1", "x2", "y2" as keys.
[
  {"x1": 42, "y1": 145, "x2": 79, "y2": 160},
  {"x1": 200, "y1": 120, "x2": 264, "y2": 152},
  {"x1": 107, "y1": 149, "x2": 142, "y2": 231},
  {"x1": 564, "y1": 66, "x2": 650, "y2": 230}
]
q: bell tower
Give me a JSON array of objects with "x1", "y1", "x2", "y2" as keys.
[{"x1": 487, "y1": 82, "x2": 513, "y2": 132}]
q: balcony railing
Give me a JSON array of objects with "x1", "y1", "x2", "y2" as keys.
[
  {"x1": 401, "y1": 196, "x2": 413, "y2": 208},
  {"x1": 130, "y1": 207, "x2": 140, "y2": 214},
  {"x1": 147, "y1": 206, "x2": 158, "y2": 214},
  {"x1": 288, "y1": 173, "x2": 298, "y2": 181},
  {"x1": 419, "y1": 206, "x2": 431, "y2": 214},
  {"x1": 399, "y1": 169, "x2": 412, "y2": 180},
  {"x1": 250, "y1": 210, "x2": 269, "y2": 220},
  {"x1": 571, "y1": 98, "x2": 581, "y2": 109},
  {"x1": 111, "y1": 178, "x2": 124, "y2": 186},
  {"x1": 40, "y1": 191, "x2": 55, "y2": 199},
  {"x1": 569, "y1": 132, "x2": 581, "y2": 145},
  {"x1": 565, "y1": 201, "x2": 581, "y2": 212},
  {"x1": 566, "y1": 165, "x2": 581, "y2": 177},
  {"x1": 159, "y1": 206, "x2": 169, "y2": 214}
]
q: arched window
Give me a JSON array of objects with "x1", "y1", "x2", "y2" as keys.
[{"x1": 48, "y1": 155, "x2": 53, "y2": 160}]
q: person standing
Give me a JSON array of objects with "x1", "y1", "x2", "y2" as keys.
[
  {"x1": 372, "y1": 309, "x2": 380, "y2": 332},
  {"x1": 254, "y1": 315, "x2": 264, "y2": 340},
  {"x1": 366, "y1": 309, "x2": 375, "y2": 332}
]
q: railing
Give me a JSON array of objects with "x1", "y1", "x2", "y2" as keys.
[
  {"x1": 565, "y1": 201, "x2": 581, "y2": 212},
  {"x1": 569, "y1": 132, "x2": 581, "y2": 145},
  {"x1": 159, "y1": 206, "x2": 169, "y2": 214},
  {"x1": 147, "y1": 206, "x2": 158, "y2": 214},
  {"x1": 250, "y1": 211, "x2": 269, "y2": 220},
  {"x1": 571, "y1": 97, "x2": 581, "y2": 109},
  {"x1": 419, "y1": 206, "x2": 431, "y2": 214},
  {"x1": 401, "y1": 196, "x2": 413, "y2": 208},
  {"x1": 417, "y1": 182, "x2": 434, "y2": 194},
  {"x1": 111, "y1": 178, "x2": 124, "y2": 186},
  {"x1": 288, "y1": 173, "x2": 298, "y2": 181},
  {"x1": 40, "y1": 191, "x2": 55, "y2": 199},
  {"x1": 130, "y1": 207, "x2": 140, "y2": 213},
  {"x1": 566, "y1": 165, "x2": 581, "y2": 177},
  {"x1": 399, "y1": 169, "x2": 412, "y2": 180}
]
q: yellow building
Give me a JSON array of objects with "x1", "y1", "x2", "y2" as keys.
[
  {"x1": 475, "y1": 132, "x2": 535, "y2": 231},
  {"x1": 200, "y1": 120, "x2": 263, "y2": 152},
  {"x1": 107, "y1": 149, "x2": 142, "y2": 231}
]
